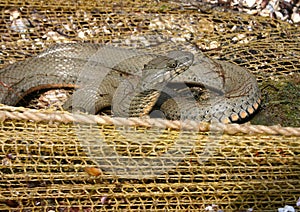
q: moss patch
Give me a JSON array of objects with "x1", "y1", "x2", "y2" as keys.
[{"x1": 251, "y1": 73, "x2": 300, "y2": 127}]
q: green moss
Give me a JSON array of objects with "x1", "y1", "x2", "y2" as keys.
[{"x1": 251, "y1": 73, "x2": 300, "y2": 127}]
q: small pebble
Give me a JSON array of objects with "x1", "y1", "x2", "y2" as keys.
[
  {"x1": 101, "y1": 196, "x2": 108, "y2": 205},
  {"x1": 291, "y1": 11, "x2": 300, "y2": 23},
  {"x1": 245, "y1": 0, "x2": 256, "y2": 8},
  {"x1": 278, "y1": 205, "x2": 295, "y2": 212},
  {"x1": 296, "y1": 197, "x2": 300, "y2": 207},
  {"x1": 11, "y1": 18, "x2": 30, "y2": 32}
]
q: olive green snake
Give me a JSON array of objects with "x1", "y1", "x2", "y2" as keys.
[{"x1": 0, "y1": 43, "x2": 261, "y2": 123}]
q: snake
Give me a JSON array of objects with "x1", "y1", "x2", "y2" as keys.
[
  {"x1": 0, "y1": 43, "x2": 262, "y2": 178},
  {"x1": 0, "y1": 43, "x2": 261, "y2": 123}
]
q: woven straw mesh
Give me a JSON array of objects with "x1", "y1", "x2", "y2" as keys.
[{"x1": 0, "y1": 0, "x2": 299, "y2": 211}]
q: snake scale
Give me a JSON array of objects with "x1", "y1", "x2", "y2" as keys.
[{"x1": 0, "y1": 43, "x2": 261, "y2": 123}]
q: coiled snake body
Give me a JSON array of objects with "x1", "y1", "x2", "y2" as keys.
[{"x1": 0, "y1": 43, "x2": 261, "y2": 123}]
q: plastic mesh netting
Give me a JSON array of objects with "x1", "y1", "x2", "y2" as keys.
[{"x1": 0, "y1": 0, "x2": 299, "y2": 211}]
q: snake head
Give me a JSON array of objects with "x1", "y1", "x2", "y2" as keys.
[{"x1": 141, "y1": 51, "x2": 194, "y2": 91}]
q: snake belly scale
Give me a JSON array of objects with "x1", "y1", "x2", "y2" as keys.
[{"x1": 0, "y1": 43, "x2": 261, "y2": 123}]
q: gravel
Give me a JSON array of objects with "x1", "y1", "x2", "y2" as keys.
[{"x1": 174, "y1": 0, "x2": 300, "y2": 24}]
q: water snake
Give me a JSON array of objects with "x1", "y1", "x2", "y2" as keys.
[{"x1": 0, "y1": 43, "x2": 261, "y2": 123}]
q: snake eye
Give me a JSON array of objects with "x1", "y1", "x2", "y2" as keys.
[{"x1": 168, "y1": 60, "x2": 178, "y2": 68}]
